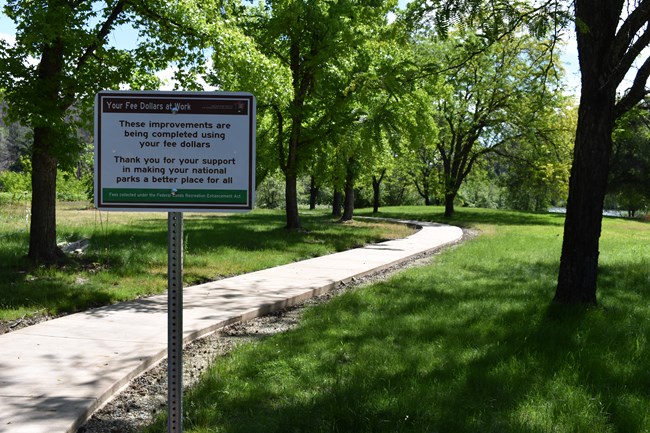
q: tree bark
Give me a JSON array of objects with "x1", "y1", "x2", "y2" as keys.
[
  {"x1": 372, "y1": 170, "x2": 386, "y2": 213},
  {"x1": 284, "y1": 171, "x2": 301, "y2": 229},
  {"x1": 309, "y1": 175, "x2": 319, "y2": 210},
  {"x1": 28, "y1": 34, "x2": 65, "y2": 264},
  {"x1": 372, "y1": 177, "x2": 381, "y2": 213},
  {"x1": 282, "y1": 38, "x2": 313, "y2": 230},
  {"x1": 28, "y1": 127, "x2": 63, "y2": 264},
  {"x1": 283, "y1": 111, "x2": 301, "y2": 229},
  {"x1": 554, "y1": 1, "x2": 619, "y2": 305},
  {"x1": 413, "y1": 178, "x2": 431, "y2": 206},
  {"x1": 444, "y1": 192, "x2": 455, "y2": 217},
  {"x1": 332, "y1": 190, "x2": 343, "y2": 217},
  {"x1": 340, "y1": 171, "x2": 355, "y2": 222},
  {"x1": 555, "y1": 89, "x2": 615, "y2": 306}
]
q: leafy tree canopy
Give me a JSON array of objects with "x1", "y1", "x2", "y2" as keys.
[
  {"x1": 0, "y1": 0, "x2": 231, "y2": 263},
  {"x1": 608, "y1": 104, "x2": 650, "y2": 216}
]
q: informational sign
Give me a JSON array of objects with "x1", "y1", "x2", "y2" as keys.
[{"x1": 95, "y1": 91, "x2": 256, "y2": 211}]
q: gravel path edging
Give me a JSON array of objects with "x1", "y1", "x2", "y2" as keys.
[{"x1": 77, "y1": 225, "x2": 476, "y2": 433}]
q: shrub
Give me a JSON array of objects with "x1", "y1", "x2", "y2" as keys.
[
  {"x1": 0, "y1": 156, "x2": 90, "y2": 203},
  {"x1": 0, "y1": 169, "x2": 31, "y2": 201}
]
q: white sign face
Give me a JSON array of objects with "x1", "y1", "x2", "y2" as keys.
[{"x1": 94, "y1": 91, "x2": 256, "y2": 212}]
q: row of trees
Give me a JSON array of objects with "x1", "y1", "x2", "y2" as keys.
[
  {"x1": 207, "y1": 0, "x2": 576, "y2": 224},
  {"x1": 1, "y1": 0, "x2": 650, "y2": 307}
]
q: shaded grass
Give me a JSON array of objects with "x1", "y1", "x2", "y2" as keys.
[
  {"x1": 0, "y1": 203, "x2": 413, "y2": 320},
  {"x1": 357, "y1": 205, "x2": 568, "y2": 229},
  {"x1": 142, "y1": 206, "x2": 650, "y2": 433}
]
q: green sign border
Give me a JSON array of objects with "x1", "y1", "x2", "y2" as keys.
[
  {"x1": 103, "y1": 188, "x2": 248, "y2": 204},
  {"x1": 95, "y1": 91, "x2": 255, "y2": 212}
]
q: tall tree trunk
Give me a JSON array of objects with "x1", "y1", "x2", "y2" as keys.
[
  {"x1": 555, "y1": 84, "x2": 615, "y2": 306},
  {"x1": 283, "y1": 38, "x2": 311, "y2": 230},
  {"x1": 372, "y1": 170, "x2": 386, "y2": 213},
  {"x1": 28, "y1": 127, "x2": 63, "y2": 264},
  {"x1": 282, "y1": 120, "x2": 301, "y2": 229},
  {"x1": 555, "y1": 1, "x2": 618, "y2": 305},
  {"x1": 285, "y1": 171, "x2": 301, "y2": 229},
  {"x1": 309, "y1": 175, "x2": 319, "y2": 210},
  {"x1": 284, "y1": 101, "x2": 302, "y2": 229},
  {"x1": 372, "y1": 177, "x2": 381, "y2": 213},
  {"x1": 332, "y1": 190, "x2": 342, "y2": 217},
  {"x1": 413, "y1": 179, "x2": 431, "y2": 206},
  {"x1": 444, "y1": 192, "x2": 455, "y2": 217},
  {"x1": 340, "y1": 171, "x2": 355, "y2": 222},
  {"x1": 28, "y1": 37, "x2": 65, "y2": 264}
]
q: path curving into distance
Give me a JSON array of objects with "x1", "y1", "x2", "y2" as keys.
[{"x1": 0, "y1": 219, "x2": 463, "y2": 433}]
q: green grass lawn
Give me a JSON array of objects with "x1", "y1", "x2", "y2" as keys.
[
  {"x1": 139, "y1": 206, "x2": 650, "y2": 433},
  {"x1": 0, "y1": 202, "x2": 412, "y2": 321}
]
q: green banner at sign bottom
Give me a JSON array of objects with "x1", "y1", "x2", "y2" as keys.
[{"x1": 103, "y1": 188, "x2": 248, "y2": 204}]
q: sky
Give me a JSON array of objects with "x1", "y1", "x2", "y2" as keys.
[
  {"x1": 0, "y1": 1, "x2": 14, "y2": 44},
  {"x1": 0, "y1": 0, "x2": 581, "y2": 94}
]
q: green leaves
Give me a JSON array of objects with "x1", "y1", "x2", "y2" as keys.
[
  {"x1": 206, "y1": 0, "x2": 402, "y2": 223},
  {"x1": 608, "y1": 106, "x2": 650, "y2": 216},
  {"x1": 0, "y1": 0, "x2": 241, "y2": 262},
  {"x1": 401, "y1": 25, "x2": 570, "y2": 214},
  {"x1": 405, "y1": 0, "x2": 571, "y2": 43}
]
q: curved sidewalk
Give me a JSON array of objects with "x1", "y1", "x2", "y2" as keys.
[{"x1": 0, "y1": 220, "x2": 463, "y2": 433}]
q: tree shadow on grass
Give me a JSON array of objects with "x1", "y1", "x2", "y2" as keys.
[
  {"x1": 0, "y1": 212, "x2": 404, "y2": 317},
  {"x1": 358, "y1": 206, "x2": 566, "y2": 228},
  {"x1": 86, "y1": 212, "x2": 390, "y2": 258},
  {"x1": 181, "y1": 213, "x2": 396, "y2": 254},
  {"x1": 0, "y1": 272, "x2": 115, "y2": 316},
  {"x1": 160, "y1": 256, "x2": 650, "y2": 433}
]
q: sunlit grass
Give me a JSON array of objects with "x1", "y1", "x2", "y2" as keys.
[
  {"x1": 141, "y1": 206, "x2": 650, "y2": 433},
  {"x1": 0, "y1": 202, "x2": 413, "y2": 321}
]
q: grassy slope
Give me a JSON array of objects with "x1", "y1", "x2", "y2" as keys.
[{"x1": 142, "y1": 206, "x2": 650, "y2": 433}]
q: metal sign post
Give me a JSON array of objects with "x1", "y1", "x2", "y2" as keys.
[
  {"x1": 94, "y1": 91, "x2": 256, "y2": 433},
  {"x1": 167, "y1": 212, "x2": 184, "y2": 432}
]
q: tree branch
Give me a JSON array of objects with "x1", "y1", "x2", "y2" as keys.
[
  {"x1": 615, "y1": 54, "x2": 650, "y2": 118},
  {"x1": 610, "y1": 0, "x2": 650, "y2": 66},
  {"x1": 612, "y1": 25, "x2": 650, "y2": 87},
  {"x1": 75, "y1": 0, "x2": 129, "y2": 73},
  {"x1": 273, "y1": 105, "x2": 288, "y2": 172}
]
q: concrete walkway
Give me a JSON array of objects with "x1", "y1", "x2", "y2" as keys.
[{"x1": 0, "y1": 220, "x2": 463, "y2": 433}]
